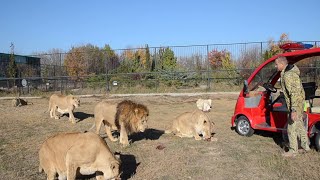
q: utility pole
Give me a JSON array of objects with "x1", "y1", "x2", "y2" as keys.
[
  {"x1": 10, "y1": 42, "x2": 14, "y2": 54},
  {"x1": 8, "y1": 42, "x2": 17, "y2": 79},
  {"x1": 8, "y1": 42, "x2": 18, "y2": 90}
]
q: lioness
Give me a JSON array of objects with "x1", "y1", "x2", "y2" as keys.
[
  {"x1": 196, "y1": 98, "x2": 212, "y2": 112},
  {"x1": 48, "y1": 94, "x2": 80, "y2": 124},
  {"x1": 166, "y1": 110, "x2": 214, "y2": 140},
  {"x1": 39, "y1": 132, "x2": 120, "y2": 180},
  {"x1": 94, "y1": 100, "x2": 149, "y2": 146}
]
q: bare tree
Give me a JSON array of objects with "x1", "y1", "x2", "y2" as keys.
[
  {"x1": 237, "y1": 46, "x2": 261, "y2": 69},
  {"x1": 36, "y1": 48, "x2": 64, "y2": 66}
]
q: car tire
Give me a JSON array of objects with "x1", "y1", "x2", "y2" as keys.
[
  {"x1": 315, "y1": 133, "x2": 320, "y2": 151},
  {"x1": 235, "y1": 116, "x2": 254, "y2": 137}
]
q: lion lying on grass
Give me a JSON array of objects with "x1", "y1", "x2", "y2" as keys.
[
  {"x1": 196, "y1": 98, "x2": 212, "y2": 112},
  {"x1": 11, "y1": 97, "x2": 29, "y2": 107},
  {"x1": 48, "y1": 94, "x2": 80, "y2": 124},
  {"x1": 94, "y1": 100, "x2": 149, "y2": 146},
  {"x1": 39, "y1": 131, "x2": 120, "y2": 180},
  {"x1": 165, "y1": 110, "x2": 215, "y2": 141}
]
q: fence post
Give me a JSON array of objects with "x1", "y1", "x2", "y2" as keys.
[
  {"x1": 105, "y1": 54, "x2": 110, "y2": 92},
  {"x1": 59, "y1": 53, "x2": 62, "y2": 67},
  {"x1": 260, "y1": 42, "x2": 263, "y2": 59},
  {"x1": 206, "y1": 45, "x2": 211, "y2": 90}
]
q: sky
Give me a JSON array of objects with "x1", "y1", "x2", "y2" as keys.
[{"x1": 1, "y1": 0, "x2": 319, "y2": 55}]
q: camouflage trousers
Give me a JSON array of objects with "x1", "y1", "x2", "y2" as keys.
[{"x1": 287, "y1": 111, "x2": 309, "y2": 152}]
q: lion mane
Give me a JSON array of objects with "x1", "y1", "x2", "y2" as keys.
[
  {"x1": 115, "y1": 100, "x2": 149, "y2": 134},
  {"x1": 93, "y1": 99, "x2": 149, "y2": 146}
]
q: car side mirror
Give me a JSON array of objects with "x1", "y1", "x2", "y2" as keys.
[{"x1": 243, "y1": 80, "x2": 249, "y2": 94}]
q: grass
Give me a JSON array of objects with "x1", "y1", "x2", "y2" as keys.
[{"x1": 0, "y1": 94, "x2": 319, "y2": 179}]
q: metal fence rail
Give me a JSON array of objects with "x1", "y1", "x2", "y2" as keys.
[
  {"x1": 1, "y1": 67, "x2": 320, "y2": 95},
  {"x1": 1, "y1": 41, "x2": 320, "y2": 95},
  {"x1": 24, "y1": 41, "x2": 319, "y2": 77}
]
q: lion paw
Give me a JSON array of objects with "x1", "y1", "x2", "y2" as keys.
[
  {"x1": 195, "y1": 136, "x2": 202, "y2": 140},
  {"x1": 121, "y1": 143, "x2": 130, "y2": 147},
  {"x1": 210, "y1": 137, "x2": 218, "y2": 142},
  {"x1": 110, "y1": 137, "x2": 118, "y2": 142}
]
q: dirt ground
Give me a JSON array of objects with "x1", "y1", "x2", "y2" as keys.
[{"x1": 1, "y1": 93, "x2": 320, "y2": 180}]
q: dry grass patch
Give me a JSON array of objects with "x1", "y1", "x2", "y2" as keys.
[{"x1": 0, "y1": 94, "x2": 319, "y2": 179}]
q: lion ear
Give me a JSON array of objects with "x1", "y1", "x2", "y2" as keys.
[{"x1": 110, "y1": 161, "x2": 119, "y2": 170}]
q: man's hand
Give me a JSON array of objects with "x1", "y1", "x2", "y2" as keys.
[{"x1": 291, "y1": 111, "x2": 297, "y2": 121}]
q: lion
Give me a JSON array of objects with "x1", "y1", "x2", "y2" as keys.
[
  {"x1": 48, "y1": 94, "x2": 80, "y2": 124},
  {"x1": 165, "y1": 110, "x2": 215, "y2": 140},
  {"x1": 39, "y1": 131, "x2": 121, "y2": 180},
  {"x1": 94, "y1": 100, "x2": 149, "y2": 146},
  {"x1": 11, "y1": 97, "x2": 29, "y2": 107},
  {"x1": 93, "y1": 101, "x2": 119, "y2": 142},
  {"x1": 196, "y1": 98, "x2": 212, "y2": 112}
]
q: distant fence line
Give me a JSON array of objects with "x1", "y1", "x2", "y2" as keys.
[
  {"x1": 0, "y1": 69, "x2": 247, "y2": 94},
  {"x1": 28, "y1": 41, "x2": 320, "y2": 77},
  {"x1": 1, "y1": 66, "x2": 320, "y2": 95},
  {"x1": 1, "y1": 41, "x2": 320, "y2": 94}
]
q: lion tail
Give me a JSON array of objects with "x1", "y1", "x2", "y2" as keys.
[
  {"x1": 88, "y1": 123, "x2": 96, "y2": 131},
  {"x1": 164, "y1": 129, "x2": 172, "y2": 134}
]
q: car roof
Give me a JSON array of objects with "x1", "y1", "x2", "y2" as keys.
[{"x1": 248, "y1": 47, "x2": 320, "y2": 83}]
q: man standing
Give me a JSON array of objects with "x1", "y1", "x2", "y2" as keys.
[{"x1": 275, "y1": 56, "x2": 310, "y2": 157}]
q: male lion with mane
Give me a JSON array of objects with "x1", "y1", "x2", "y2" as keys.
[
  {"x1": 94, "y1": 100, "x2": 149, "y2": 146},
  {"x1": 38, "y1": 132, "x2": 120, "y2": 180},
  {"x1": 48, "y1": 94, "x2": 80, "y2": 124},
  {"x1": 165, "y1": 110, "x2": 215, "y2": 141}
]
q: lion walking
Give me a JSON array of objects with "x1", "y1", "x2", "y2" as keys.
[
  {"x1": 94, "y1": 100, "x2": 149, "y2": 146},
  {"x1": 48, "y1": 94, "x2": 80, "y2": 124}
]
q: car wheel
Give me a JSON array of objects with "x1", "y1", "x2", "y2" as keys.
[
  {"x1": 315, "y1": 133, "x2": 320, "y2": 151},
  {"x1": 236, "y1": 116, "x2": 254, "y2": 137}
]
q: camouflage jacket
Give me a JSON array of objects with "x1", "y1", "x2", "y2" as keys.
[{"x1": 280, "y1": 64, "x2": 305, "y2": 112}]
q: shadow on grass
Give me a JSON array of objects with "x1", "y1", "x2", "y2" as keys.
[
  {"x1": 118, "y1": 153, "x2": 140, "y2": 180},
  {"x1": 62, "y1": 112, "x2": 94, "y2": 122},
  {"x1": 76, "y1": 173, "x2": 96, "y2": 180},
  {"x1": 254, "y1": 130, "x2": 287, "y2": 149},
  {"x1": 130, "y1": 128, "x2": 165, "y2": 143},
  {"x1": 70, "y1": 153, "x2": 139, "y2": 180}
]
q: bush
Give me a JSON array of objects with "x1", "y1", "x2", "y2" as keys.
[{"x1": 86, "y1": 75, "x2": 106, "y2": 89}]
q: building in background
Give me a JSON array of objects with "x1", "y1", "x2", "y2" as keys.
[{"x1": 0, "y1": 53, "x2": 41, "y2": 78}]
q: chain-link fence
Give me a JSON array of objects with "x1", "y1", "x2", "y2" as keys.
[
  {"x1": 1, "y1": 41, "x2": 319, "y2": 95},
  {"x1": 0, "y1": 70, "x2": 246, "y2": 95},
  {"x1": 1, "y1": 66, "x2": 320, "y2": 96}
]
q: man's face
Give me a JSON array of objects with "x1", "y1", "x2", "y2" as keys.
[{"x1": 275, "y1": 59, "x2": 285, "y2": 71}]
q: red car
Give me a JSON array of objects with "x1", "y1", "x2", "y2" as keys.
[{"x1": 231, "y1": 44, "x2": 320, "y2": 150}]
